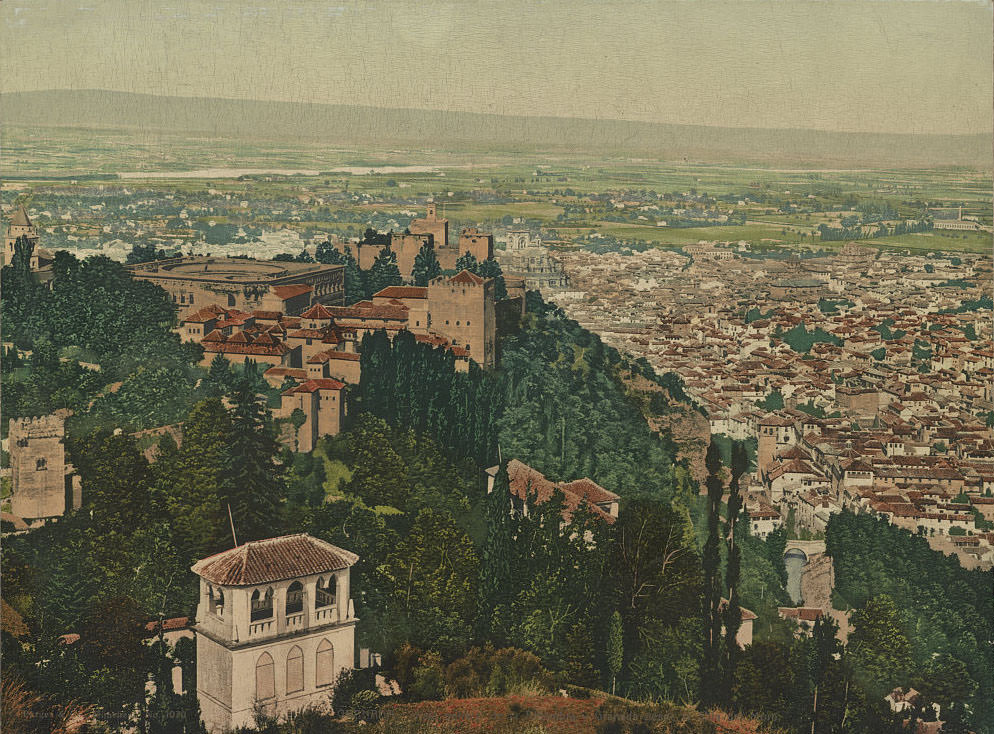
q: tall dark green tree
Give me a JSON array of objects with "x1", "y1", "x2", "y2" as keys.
[
  {"x1": 74, "y1": 430, "x2": 153, "y2": 537},
  {"x1": 157, "y1": 398, "x2": 232, "y2": 558},
  {"x1": 204, "y1": 353, "x2": 233, "y2": 397},
  {"x1": 367, "y1": 245, "x2": 402, "y2": 297},
  {"x1": 341, "y1": 246, "x2": 365, "y2": 304},
  {"x1": 221, "y1": 376, "x2": 284, "y2": 543},
  {"x1": 455, "y1": 251, "x2": 479, "y2": 273},
  {"x1": 700, "y1": 440, "x2": 724, "y2": 706},
  {"x1": 315, "y1": 239, "x2": 344, "y2": 265},
  {"x1": 476, "y1": 461, "x2": 514, "y2": 643},
  {"x1": 721, "y1": 440, "x2": 748, "y2": 702},
  {"x1": 412, "y1": 240, "x2": 442, "y2": 286},
  {"x1": 477, "y1": 257, "x2": 508, "y2": 300}
]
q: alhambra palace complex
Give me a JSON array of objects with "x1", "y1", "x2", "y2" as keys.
[
  {"x1": 5, "y1": 205, "x2": 730, "y2": 730},
  {"x1": 6, "y1": 206, "x2": 504, "y2": 525}
]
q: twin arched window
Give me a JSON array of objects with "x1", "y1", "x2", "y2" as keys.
[
  {"x1": 255, "y1": 640, "x2": 334, "y2": 700},
  {"x1": 208, "y1": 586, "x2": 225, "y2": 617},
  {"x1": 250, "y1": 588, "x2": 274, "y2": 621},
  {"x1": 286, "y1": 581, "x2": 304, "y2": 615},
  {"x1": 316, "y1": 576, "x2": 336, "y2": 608}
]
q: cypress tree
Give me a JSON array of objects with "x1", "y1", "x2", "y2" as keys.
[
  {"x1": 607, "y1": 610, "x2": 624, "y2": 695},
  {"x1": 367, "y1": 245, "x2": 402, "y2": 297},
  {"x1": 477, "y1": 257, "x2": 508, "y2": 300},
  {"x1": 722, "y1": 440, "x2": 748, "y2": 703},
  {"x1": 476, "y1": 461, "x2": 514, "y2": 643},
  {"x1": 455, "y1": 251, "x2": 479, "y2": 273},
  {"x1": 412, "y1": 240, "x2": 442, "y2": 286},
  {"x1": 700, "y1": 440, "x2": 724, "y2": 705},
  {"x1": 222, "y1": 376, "x2": 284, "y2": 543},
  {"x1": 342, "y1": 246, "x2": 365, "y2": 304}
]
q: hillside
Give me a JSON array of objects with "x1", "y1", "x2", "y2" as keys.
[{"x1": 1, "y1": 90, "x2": 990, "y2": 168}]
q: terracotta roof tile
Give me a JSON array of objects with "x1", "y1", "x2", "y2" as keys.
[
  {"x1": 301, "y1": 304, "x2": 335, "y2": 319},
  {"x1": 269, "y1": 284, "x2": 313, "y2": 300},
  {"x1": 284, "y1": 378, "x2": 346, "y2": 394},
  {"x1": 449, "y1": 269, "x2": 485, "y2": 285},
  {"x1": 374, "y1": 285, "x2": 428, "y2": 300},
  {"x1": 191, "y1": 534, "x2": 358, "y2": 586}
]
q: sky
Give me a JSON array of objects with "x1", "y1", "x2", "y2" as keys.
[{"x1": 1, "y1": 0, "x2": 991, "y2": 135}]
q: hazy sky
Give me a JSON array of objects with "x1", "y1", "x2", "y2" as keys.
[{"x1": 1, "y1": 0, "x2": 991, "y2": 134}]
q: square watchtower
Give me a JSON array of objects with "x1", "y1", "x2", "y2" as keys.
[{"x1": 192, "y1": 534, "x2": 359, "y2": 732}]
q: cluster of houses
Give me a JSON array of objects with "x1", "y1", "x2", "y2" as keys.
[{"x1": 553, "y1": 242, "x2": 993, "y2": 567}]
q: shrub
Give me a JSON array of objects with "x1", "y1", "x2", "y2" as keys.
[{"x1": 331, "y1": 667, "x2": 378, "y2": 713}]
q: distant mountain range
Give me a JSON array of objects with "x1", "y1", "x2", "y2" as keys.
[{"x1": 1, "y1": 89, "x2": 990, "y2": 168}]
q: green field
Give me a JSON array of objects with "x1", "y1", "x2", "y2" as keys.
[{"x1": 3, "y1": 125, "x2": 991, "y2": 256}]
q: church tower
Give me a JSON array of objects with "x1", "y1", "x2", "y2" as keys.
[
  {"x1": 4, "y1": 205, "x2": 40, "y2": 268},
  {"x1": 192, "y1": 534, "x2": 359, "y2": 732}
]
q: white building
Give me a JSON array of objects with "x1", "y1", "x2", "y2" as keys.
[{"x1": 192, "y1": 534, "x2": 359, "y2": 732}]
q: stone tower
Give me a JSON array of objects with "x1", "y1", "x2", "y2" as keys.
[
  {"x1": 192, "y1": 534, "x2": 359, "y2": 732},
  {"x1": 9, "y1": 414, "x2": 77, "y2": 524},
  {"x1": 4, "y1": 205, "x2": 40, "y2": 269},
  {"x1": 457, "y1": 227, "x2": 494, "y2": 262},
  {"x1": 409, "y1": 202, "x2": 449, "y2": 249},
  {"x1": 427, "y1": 270, "x2": 496, "y2": 368}
]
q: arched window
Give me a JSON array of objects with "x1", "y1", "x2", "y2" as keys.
[
  {"x1": 208, "y1": 586, "x2": 225, "y2": 617},
  {"x1": 36, "y1": 458, "x2": 47, "y2": 471},
  {"x1": 286, "y1": 581, "x2": 304, "y2": 615},
  {"x1": 315, "y1": 639, "x2": 334, "y2": 687},
  {"x1": 251, "y1": 588, "x2": 274, "y2": 621},
  {"x1": 315, "y1": 576, "x2": 336, "y2": 608},
  {"x1": 255, "y1": 652, "x2": 275, "y2": 700},
  {"x1": 286, "y1": 646, "x2": 303, "y2": 693}
]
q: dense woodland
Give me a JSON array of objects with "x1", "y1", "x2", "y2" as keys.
[{"x1": 2, "y1": 244, "x2": 992, "y2": 733}]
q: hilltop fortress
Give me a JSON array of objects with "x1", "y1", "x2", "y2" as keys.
[
  {"x1": 348, "y1": 204, "x2": 494, "y2": 279},
  {"x1": 126, "y1": 257, "x2": 345, "y2": 314}
]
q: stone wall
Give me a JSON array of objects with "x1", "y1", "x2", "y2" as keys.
[{"x1": 9, "y1": 413, "x2": 71, "y2": 522}]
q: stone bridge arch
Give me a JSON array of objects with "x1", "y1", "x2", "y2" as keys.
[{"x1": 783, "y1": 539, "x2": 826, "y2": 563}]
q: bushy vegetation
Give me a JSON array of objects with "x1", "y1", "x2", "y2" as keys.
[{"x1": 826, "y1": 512, "x2": 993, "y2": 731}]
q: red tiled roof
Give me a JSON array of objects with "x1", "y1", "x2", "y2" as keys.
[
  {"x1": 264, "y1": 367, "x2": 307, "y2": 380},
  {"x1": 301, "y1": 304, "x2": 335, "y2": 319},
  {"x1": 449, "y1": 269, "x2": 485, "y2": 285},
  {"x1": 203, "y1": 337, "x2": 291, "y2": 357},
  {"x1": 288, "y1": 328, "x2": 330, "y2": 339},
  {"x1": 284, "y1": 378, "x2": 346, "y2": 394},
  {"x1": 326, "y1": 303, "x2": 409, "y2": 320},
  {"x1": 269, "y1": 284, "x2": 313, "y2": 300},
  {"x1": 182, "y1": 305, "x2": 227, "y2": 322},
  {"x1": 191, "y1": 534, "x2": 358, "y2": 586},
  {"x1": 323, "y1": 351, "x2": 360, "y2": 361},
  {"x1": 374, "y1": 285, "x2": 428, "y2": 300},
  {"x1": 144, "y1": 616, "x2": 190, "y2": 636},
  {"x1": 494, "y1": 459, "x2": 618, "y2": 524},
  {"x1": 10, "y1": 204, "x2": 31, "y2": 227}
]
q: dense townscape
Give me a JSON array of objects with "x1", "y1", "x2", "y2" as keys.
[
  {"x1": 551, "y1": 241, "x2": 994, "y2": 569},
  {"x1": 4, "y1": 0, "x2": 993, "y2": 731}
]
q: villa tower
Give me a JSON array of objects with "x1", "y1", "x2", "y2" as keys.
[{"x1": 192, "y1": 534, "x2": 359, "y2": 732}]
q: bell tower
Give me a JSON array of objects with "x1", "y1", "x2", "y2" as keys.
[
  {"x1": 192, "y1": 534, "x2": 359, "y2": 732},
  {"x1": 4, "y1": 205, "x2": 40, "y2": 268}
]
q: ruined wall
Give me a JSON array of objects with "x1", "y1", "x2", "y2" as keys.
[{"x1": 9, "y1": 414, "x2": 70, "y2": 521}]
